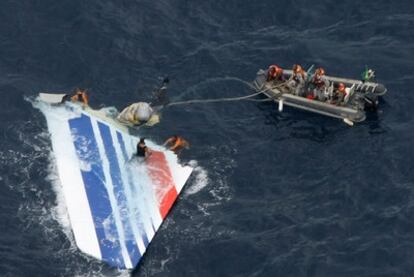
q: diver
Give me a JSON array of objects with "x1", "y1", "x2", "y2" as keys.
[
  {"x1": 136, "y1": 138, "x2": 151, "y2": 158},
  {"x1": 267, "y1": 65, "x2": 285, "y2": 82},
  {"x1": 310, "y1": 68, "x2": 329, "y2": 101},
  {"x1": 151, "y1": 77, "x2": 170, "y2": 107},
  {"x1": 164, "y1": 135, "x2": 190, "y2": 155},
  {"x1": 70, "y1": 88, "x2": 89, "y2": 106},
  {"x1": 288, "y1": 64, "x2": 306, "y2": 96}
]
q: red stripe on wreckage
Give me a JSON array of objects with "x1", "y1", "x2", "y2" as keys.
[{"x1": 146, "y1": 151, "x2": 178, "y2": 219}]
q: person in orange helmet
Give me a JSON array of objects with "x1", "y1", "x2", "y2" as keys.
[
  {"x1": 71, "y1": 88, "x2": 89, "y2": 107},
  {"x1": 267, "y1": 65, "x2": 285, "y2": 82},
  {"x1": 335, "y1": 82, "x2": 347, "y2": 105},
  {"x1": 164, "y1": 135, "x2": 190, "y2": 155},
  {"x1": 293, "y1": 64, "x2": 306, "y2": 79},
  {"x1": 310, "y1": 67, "x2": 329, "y2": 101},
  {"x1": 288, "y1": 64, "x2": 306, "y2": 96}
]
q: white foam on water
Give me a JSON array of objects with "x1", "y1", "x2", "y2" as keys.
[
  {"x1": 184, "y1": 160, "x2": 209, "y2": 196},
  {"x1": 73, "y1": 268, "x2": 131, "y2": 277}
]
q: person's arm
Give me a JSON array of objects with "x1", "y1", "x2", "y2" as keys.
[
  {"x1": 182, "y1": 140, "x2": 190, "y2": 148},
  {"x1": 163, "y1": 137, "x2": 174, "y2": 146},
  {"x1": 171, "y1": 139, "x2": 189, "y2": 151},
  {"x1": 170, "y1": 141, "x2": 180, "y2": 151},
  {"x1": 83, "y1": 93, "x2": 89, "y2": 106},
  {"x1": 145, "y1": 146, "x2": 152, "y2": 157}
]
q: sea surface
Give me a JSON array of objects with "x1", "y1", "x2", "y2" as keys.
[{"x1": 1, "y1": 1, "x2": 414, "y2": 276}]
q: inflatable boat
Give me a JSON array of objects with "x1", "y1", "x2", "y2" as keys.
[
  {"x1": 33, "y1": 94, "x2": 193, "y2": 269},
  {"x1": 253, "y1": 67, "x2": 387, "y2": 125}
]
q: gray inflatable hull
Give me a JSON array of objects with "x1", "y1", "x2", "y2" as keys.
[{"x1": 254, "y1": 69, "x2": 387, "y2": 123}]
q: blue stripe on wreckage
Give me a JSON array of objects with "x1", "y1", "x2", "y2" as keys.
[
  {"x1": 97, "y1": 122, "x2": 141, "y2": 266},
  {"x1": 116, "y1": 131, "x2": 151, "y2": 248},
  {"x1": 68, "y1": 114, "x2": 125, "y2": 268}
]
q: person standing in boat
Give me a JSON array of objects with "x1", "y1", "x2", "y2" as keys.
[
  {"x1": 267, "y1": 65, "x2": 285, "y2": 82},
  {"x1": 288, "y1": 64, "x2": 306, "y2": 96},
  {"x1": 136, "y1": 138, "x2": 151, "y2": 158},
  {"x1": 310, "y1": 68, "x2": 329, "y2": 101},
  {"x1": 335, "y1": 83, "x2": 347, "y2": 106}
]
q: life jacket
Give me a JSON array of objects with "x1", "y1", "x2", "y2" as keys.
[
  {"x1": 171, "y1": 137, "x2": 181, "y2": 148},
  {"x1": 71, "y1": 91, "x2": 88, "y2": 105},
  {"x1": 337, "y1": 88, "x2": 347, "y2": 97},
  {"x1": 176, "y1": 137, "x2": 185, "y2": 146},
  {"x1": 312, "y1": 75, "x2": 325, "y2": 89},
  {"x1": 170, "y1": 136, "x2": 188, "y2": 152},
  {"x1": 293, "y1": 71, "x2": 305, "y2": 84},
  {"x1": 267, "y1": 65, "x2": 284, "y2": 81}
]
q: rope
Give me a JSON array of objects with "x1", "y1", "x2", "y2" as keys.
[
  {"x1": 165, "y1": 81, "x2": 288, "y2": 107},
  {"x1": 166, "y1": 91, "x2": 263, "y2": 107}
]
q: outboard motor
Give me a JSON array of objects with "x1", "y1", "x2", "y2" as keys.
[{"x1": 363, "y1": 94, "x2": 379, "y2": 111}]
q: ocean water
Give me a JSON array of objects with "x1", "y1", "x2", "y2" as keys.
[{"x1": 1, "y1": 1, "x2": 414, "y2": 276}]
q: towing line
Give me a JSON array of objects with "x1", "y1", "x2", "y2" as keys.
[{"x1": 165, "y1": 82, "x2": 288, "y2": 107}]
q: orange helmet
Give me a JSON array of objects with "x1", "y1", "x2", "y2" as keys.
[
  {"x1": 316, "y1": 68, "x2": 325, "y2": 76},
  {"x1": 269, "y1": 64, "x2": 280, "y2": 71},
  {"x1": 268, "y1": 65, "x2": 283, "y2": 77},
  {"x1": 293, "y1": 64, "x2": 303, "y2": 74},
  {"x1": 275, "y1": 66, "x2": 283, "y2": 75}
]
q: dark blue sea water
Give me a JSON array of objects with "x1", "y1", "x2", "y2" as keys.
[{"x1": 1, "y1": 1, "x2": 414, "y2": 276}]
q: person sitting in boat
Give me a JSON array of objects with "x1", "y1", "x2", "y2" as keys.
[
  {"x1": 310, "y1": 68, "x2": 329, "y2": 101},
  {"x1": 335, "y1": 83, "x2": 347, "y2": 106},
  {"x1": 164, "y1": 135, "x2": 190, "y2": 155},
  {"x1": 136, "y1": 138, "x2": 151, "y2": 158},
  {"x1": 288, "y1": 64, "x2": 306, "y2": 96},
  {"x1": 70, "y1": 88, "x2": 89, "y2": 106},
  {"x1": 267, "y1": 65, "x2": 284, "y2": 82}
]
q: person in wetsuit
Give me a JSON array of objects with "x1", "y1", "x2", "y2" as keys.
[
  {"x1": 151, "y1": 77, "x2": 170, "y2": 107},
  {"x1": 136, "y1": 138, "x2": 151, "y2": 158}
]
